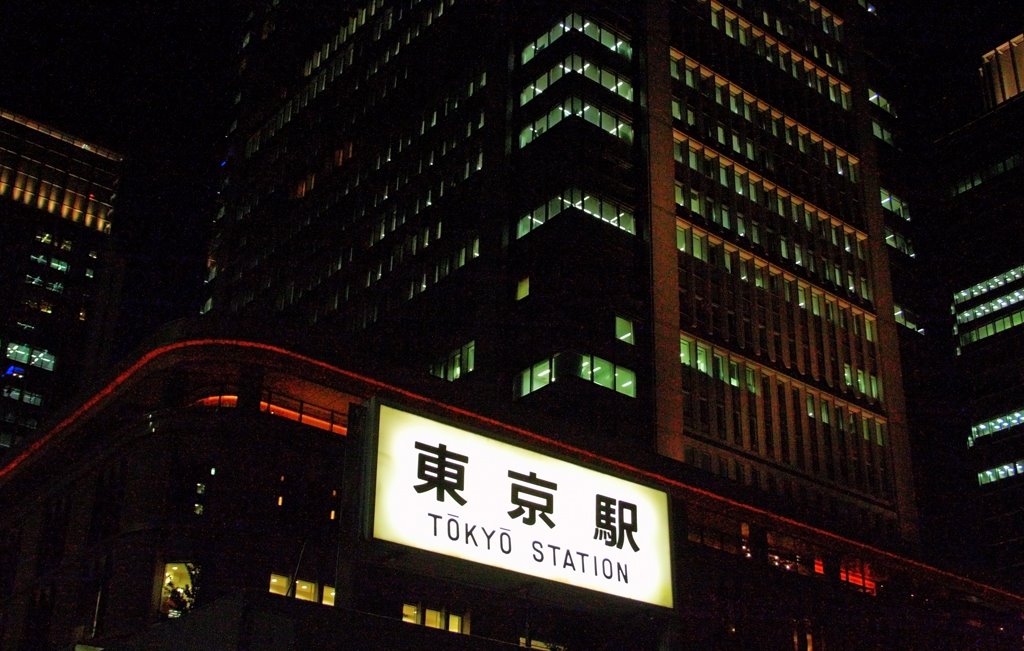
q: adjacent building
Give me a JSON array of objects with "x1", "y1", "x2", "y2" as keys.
[
  {"x1": 936, "y1": 32, "x2": 1024, "y2": 592},
  {"x1": 0, "y1": 109, "x2": 123, "y2": 453}
]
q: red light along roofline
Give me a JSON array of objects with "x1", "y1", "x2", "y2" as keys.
[{"x1": 1, "y1": 338, "x2": 1020, "y2": 606}]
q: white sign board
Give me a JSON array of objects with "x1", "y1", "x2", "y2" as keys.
[{"x1": 371, "y1": 404, "x2": 673, "y2": 608}]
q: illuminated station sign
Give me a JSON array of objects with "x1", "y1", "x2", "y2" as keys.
[{"x1": 370, "y1": 404, "x2": 674, "y2": 608}]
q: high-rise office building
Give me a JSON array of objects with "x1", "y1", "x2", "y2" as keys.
[
  {"x1": 937, "y1": 32, "x2": 1024, "y2": 592},
  {"x1": 0, "y1": 109, "x2": 122, "y2": 452},
  {"x1": 207, "y1": 0, "x2": 917, "y2": 548}
]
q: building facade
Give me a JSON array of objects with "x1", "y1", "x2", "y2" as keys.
[
  {"x1": 0, "y1": 109, "x2": 122, "y2": 453},
  {"x1": 936, "y1": 33, "x2": 1024, "y2": 592},
  {"x1": 207, "y1": 0, "x2": 919, "y2": 553},
  {"x1": 0, "y1": 329, "x2": 1020, "y2": 650}
]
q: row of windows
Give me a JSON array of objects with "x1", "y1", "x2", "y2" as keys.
[
  {"x1": 893, "y1": 305, "x2": 925, "y2": 335},
  {"x1": 521, "y1": 53, "x2": 633, "y2": 107},
  {"x1": 402, "y1": 601, "x2": 468, "y2": 634},
  {"x1": 706, "y1": 1, "x2": 851, "y2": 110},
  {"x1": 676, "y1": 242, "x2": 882, "y2": 392},
  {"x1": 678, "y1": 179, "x2": 869, "y2": 302},
  {"x1": 521, "y1": 13, "x2": 632, "y2": 64},
  {"x1": 24, "y1": 274, "x2": 66, "y2": 294},
  {"x1": 516, "y1": 188, "x2": 635, "y2": 239},
  {"x1": 334, "y1": 234, "x2": 480, "y2": 313},
  {"x1": 717, "y1": 0, "x2": 846, "y2": 73},
  {"x1": 515, "y1": 352, "x2": 636, "y2": 399},
  {"x1": 339, "y1": 235, "x2": 481, "y2": 331},
  {"x1": 675, "y1": 136, "x2": 865, "y2": 261},
  {"x1": 519, "y1": 96, "x2": 633, "y2": 148},
  {"x1": 867, "y1": 89, "x2": 895, "y2": 116},
  {"x1": 245, "y1": 116, "x2": 483, "y2": 315},
  {"x1": 956, "y1": 305, "x2": 1024, "y2": 350},
  {"x1": 969, "y1": 407, "x2": 1024, "y2": 447},
  {"x1": 246, "y1": 0, "x2": 454, "y2": 158},
  {"x1": 883, "y1": 227, "x2": 914, "y2": 258},
  {"x1": 950, "y1": 151, "x2": 1024, "y2": 197},
  {"x1": 5, "y1": 343, "x2": 55, "y2": 371},
  {"x1": 366, "y1": 67, "x2": 486, "y2": 182},
  {"x1": 676, "y1": 222, "x2": 876, "y2": 345},
  {"x1": 268, "y1": 573, "x2": 336, "y2": 606},
  {"x1": 879, "y1": 188, "x2": 910, "y2": 221},
  {"x1": 871, "y1": 120, "x2": 894, "y2": 146},
  {"x1": 284, "y1": 90, "x2": 486, "y2": 239},
  {"x1": 955, "y1": 286, "x2": 1024, "y2": 326},
  {"x1": 29, "y1": 253, "x2": 69, "y2": 273},
  {"x1": 677, "y1": 223, "x2": 882, "y2": 404},
  {"x1": 1, "y1": 386, "x2": 43, "y2": 406},
  {"x1": 429, "y1": 340, "x2": 475, "y2": 381},
  {"x1": 238, "y1": 58, "x2": 491, "y2": 321},
  {"x1": 0, "y1": 163, "x2": 113, "y2": 234},
  {"x1": 954, "y1": 264, "x2": 1024, "y2": 305},
  {"x1": 978, "y1": 459, "x2": 1024, "y2": 486},
  {"x1": 687, "y1": 507, "x2": 891, "y2": 599},
  {"x1": 680, "y1": 333, "x2": 891, "y2": 497},
  {"x1": 792, "y1": 0, "x2": 844, "y2": 42},
  {"x1": 34, "y1": 231, "x2": 74, "y2": 252},
  {"x1": 0, "y1": 411, "x2": 37, "y2": 433},
  {"x1": 365, "y1": 220, "x2": 443, "y2": 287},
  {"x1": 674, "y1": 139, "x2": 872, "y2": 303},
  {"x1": 671, "y1": 53, "x2": 859, "y2": 182},
  {"x1": 299, "y1": 0, "x2": 386, "y2": 77}
]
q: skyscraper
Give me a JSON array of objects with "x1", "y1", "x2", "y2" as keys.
[
  {"x1": 938, "y1": 32, "x2": 1024, "y2": 592},
  {"x1": 208, "y1": 0, "x2": 915, "y2": 549},
  {"x1": 0, "y1": 109, "x2": 122, "y2": 452}
]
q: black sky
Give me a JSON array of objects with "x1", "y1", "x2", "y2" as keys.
[{"x1": 0, "y1": 1, "x2": 1022, "y2": 357}]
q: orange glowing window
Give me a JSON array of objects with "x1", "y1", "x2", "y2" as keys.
[
  {"x1": 839, "y1": 560, "x2": 877, "y2": 596},
  {"x1": 265, "y1": 391, "x2": 346, "y2": 433},
  {"x1": 192, "y1": 395, "x2": 239, "y2": 408}
]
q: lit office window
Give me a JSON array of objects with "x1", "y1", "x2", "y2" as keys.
[
  {"x1": 516, "y1": 277, "x2": 530, "y2": 300},
  {"x1": 517, "y1": 188, "x2": 635, "y2": 238},
  {"x1": 970, "y1": 408, "x2": 1024, "y2": 447},
  {"x1": 978, "y1": 459, "x2": 1024, "y2": 486},
  {"x1": 879, "y1": 188, "x2": 910, "y2": 221},
  {"x1": 521, "y1": 13, "x2": 632, "y2": 64},
  {"x1": 402, "y1": 602, "x2": 469, "y2": 634},
  {"x1": 615, "y1": 316, "x2": 635, "y2": 344}
]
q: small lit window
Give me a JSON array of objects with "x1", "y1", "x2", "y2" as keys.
[
  {"x1": 294, "y1": 579, "x2": 318, "y2": 602},
  {"x1": 615, "y1": 316, "x2": 634, "y2": 344},
  {"x1": 160, "y1": 562, "x2": 199, "y2": 617},
  {"x1": 268, "y1": 574, "x2": 290, "y2": 596},
  {"x1": 516, "y1": 277, "x2": 530, "y2": 300},
  {"x1": 402, "y1": 603, "x2": 419, "y2": 623},
  {"x1": 322, "y1": 586, "x2": 336, "y2": 606},
  {"x1": 424, "y1": 608, "x2": 444, "y2": 629}
]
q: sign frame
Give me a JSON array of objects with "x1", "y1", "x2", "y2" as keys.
[{"x1": 362, "y1": 399, "x2": 675, "y2": 609}]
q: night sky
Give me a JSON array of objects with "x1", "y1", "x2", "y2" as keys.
[{"x1": 1, "y1": 1, "x2": 1022, "y2": 358}]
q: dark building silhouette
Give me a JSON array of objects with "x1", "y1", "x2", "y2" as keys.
[
  {"x1": 0, "y1": 109, "x2": 122, "y2": 453},
  {"x1": 935, "y1": 31, "x2": 1024, "y2": 592}
]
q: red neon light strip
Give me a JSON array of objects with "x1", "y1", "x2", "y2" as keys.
[{"x1": 1, "y1": 338, "x2": 1020, "y2": 604}]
